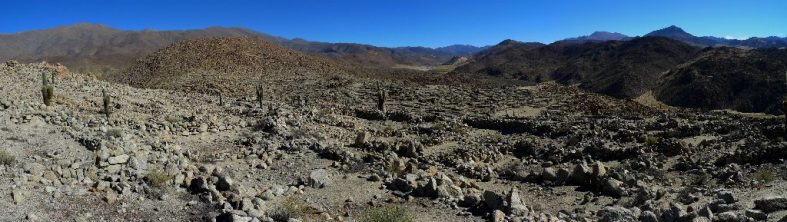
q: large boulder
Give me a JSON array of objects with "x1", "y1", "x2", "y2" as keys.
[
  {"x1": 754, "y1": 196, "x2": 787, "y2": 213},
  {"x1": 308, "y1": 169, "x2": 330, "y2": 188},
  {"x1": 598, "y1": 206, "x2": 638, "y2": 222}
]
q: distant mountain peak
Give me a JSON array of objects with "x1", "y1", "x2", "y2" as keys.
[
  {"x1": 566, "y1": 31, "x2": 629, "y2": 41},
  {"x1": 646, "y1": 25, "x2": 694, "y2": 38},
  {"x1": 498, "y1": 39, "x2": 522, "y2": 45}
]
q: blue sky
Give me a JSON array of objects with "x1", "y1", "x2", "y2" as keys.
[{"x1": 2, "y1": 0, "x2": 786, "y2": 47}]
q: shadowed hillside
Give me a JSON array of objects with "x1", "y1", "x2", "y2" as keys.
[{"x1": 655, "y1": 47, "x2": 787, "y2": 114}]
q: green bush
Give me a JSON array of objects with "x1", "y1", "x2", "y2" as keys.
[
  {"x1": 107, "y1": 128, "x2": 123, "y2": 138},
  {"x1": 360, "y1": 206, "x2": 414, "y2": 222},
  {"x1": 754, "y1": 168, "x2": 776, "y2": 183},
  {"x1": 268, "y1": 195, "x2": 318, "y2": 222},
  {"x1": 145, "y1": 170, "x2": 171, "y2": 187},
  {"x1": 0, "y1": 149, "x2": 15, "y2": 166}
]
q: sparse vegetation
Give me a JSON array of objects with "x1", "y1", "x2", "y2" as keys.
[
  {"x1": 644, "y1": 135, "x2": 660, "y2": 146},
  {"x1": 145, "y1": 169, "x2": 171, "y2": 187},
  {"x1": 754, "y1": 167, "x2": 776, "y2": 184},
  {"x1": 165, "y1": 115, "x2": 182, "y2": 123},
  {"x1": 360, "y1": 205, "x2": 414, "y2": 222},
  {"x1": 0, "y1": 149, "x2": 16, "y2": 166},
  {"x1": 107, "y1": 128, "x2": 124, "y2": 138},
  {"x1": 268, "y1": 195, "x2": 318, "y2": 222}
]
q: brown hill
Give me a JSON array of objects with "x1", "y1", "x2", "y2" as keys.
[
  {"x1": 0, "y1": 23, "x2": 265, "y2": 73},
  {"x1": 111, "y1": 37, "x2": 348, "y2": 95},
  {"x1": 454, "y1": 37, "x2": 699, "y2": 98},
  {"x1": 655, "y1": 47, "x2": 787, "y2": 114},
  {"x1": 0, "y1": 23, "x2": 485, "y2": 73}
]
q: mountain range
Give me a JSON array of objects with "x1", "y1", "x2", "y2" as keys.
[
  {"x1": 454, "y1": 34, "x2": 787, "y2": 114},
  {"x1": 562, "y1": 25, "x2": 787, "y2": 48},
  {"x1": 3, "y1": 23, "x2": 787, "y2": 114},
  {"x1": 0, "y1": 23, "x2": 488, "y2": 73}
]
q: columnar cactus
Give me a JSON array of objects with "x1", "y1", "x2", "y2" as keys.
[
  {"x1": 41, "y1": 73, "x2": 54, "y2": 106},
  {"x1": 103, "y1": 89, "x2": 111, "y2": 119},
  {"x1": 256, "y1": 84, "x2": 264, "y2": 109},
  {"x1": 376, "y1": 82, "x2": 386, "y2": 114}
]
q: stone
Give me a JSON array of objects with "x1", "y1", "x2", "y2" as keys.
[
  {"x1": 716, "y1": 191, "x2": 735, "y2": 204},
  {"x1": 541, "y1": 167, "x2": 557, "y2": 181},
  {"x1": 12, "y1": 189, "x2": 25, "y2": 204},
  {"x1": 598, "y1": 206, "x2": 637, "y2": 222},
  {"x1": 199, "y1": 123, "x2": 209, "y2": 133},
  {"x1": 483, "y1": 190, "x2": 504, "y2": 210},
  {"x1": 661, "y1": 203, "x2": 684, "y2": 222},
  {"x1": 570, "y1": 162, "x2": 591, "y2": 185},
  {"x1": 556, "y1": 168, "x2": 571, "y2": 185},
  {"x1": 26, "y1": 213, "x2": 41, "y2": 221},
  {"x1": 601, "y1": 178, "x2": 625, "y2": 197},
  {"x1": 507, "y1": 188, "x2": 528, "y2": 216},
  {"x1": 714, "y1": 212, "x2": 740, "y2": 222},
  {"x1": 308, "y1": 169, "x2": 330, "y2": 188},
  {"x1": 754, "y1": 196, "x2": 787, "y2": 213},
  {"x1": 592, "y1": 161, "x2": 607, "y2": 179},
  {"x1": 354, "y1": 132, "x2": 370, "y2": 146},
  {"x1": 216, "y1": 173, "x2": 234, "y2": 191},
  {"x1": 641, "y1": 210, "x2": 659, "y2": 222},
  {"x1": 744, "y1": 209, "x2": 766, "y2": 221},
  {"x1": 492, "y1": 210, "x2": 506, "y2": 222},
  {"x1": 104, "y1": 191, "x2": 118, "y2": 204},
  {"x1": 108, "y1": 155, "x2": 130, "y2": 165},
  {"x1": 460, "y1": 193, "x2": 481, "y2": 207},
  {"x1": 697, "y1": 206, "x2": 713, "y2": 219}
]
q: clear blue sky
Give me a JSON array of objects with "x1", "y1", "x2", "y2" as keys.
[{"x1": 2, "y1": 0, "x2": 786, "y2": 47}]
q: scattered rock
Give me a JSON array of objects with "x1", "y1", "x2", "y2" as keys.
[{"x1": 308, "y1": 169, "x2": 330, "y2": 188}]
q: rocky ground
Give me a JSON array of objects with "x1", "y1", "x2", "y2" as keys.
[{"x1": 1, "y1": 62, "x2": 787, "y2": 222}]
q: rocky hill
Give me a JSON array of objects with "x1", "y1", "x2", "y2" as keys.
[
  {"x1": 455, "y1": 37, "x2": 700, "y2": 98},
  {"x1": 455, "y1": 34, "x2": 787, "y2": 113},
  {"x1": 0, "y1": 23, "x2": 486, "y2": 73},
  {"x1": 0, "y1": 23, "x2": 266, "y2": 73},
  {"x1": 111, "y1": 37, "x2": 348, "y2": 95},
  {"x1": 655, "y1": 47, "x2": 787, "y2": 113}
]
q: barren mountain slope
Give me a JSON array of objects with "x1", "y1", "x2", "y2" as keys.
[
  {"x1": 454, "y1": 37, "x2": 700, "y2": 98},
  {"x1": 655, "y1": 47, "x2": 787, "y2": 114},
  {"x1": 111, "y1": 37, "x2": 350, "y2": 95}
]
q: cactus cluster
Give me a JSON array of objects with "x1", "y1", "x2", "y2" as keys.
[{"x1": 41, "y1": 73, "x2": 54, "y2": 106}]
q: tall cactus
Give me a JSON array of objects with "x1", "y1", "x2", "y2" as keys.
[
  {"x1": 41, "y1": 73, "x2": 54, "y2": 106},
  {"x1": 102, "y1": 89, "x2": 111, "y2": 119},
  {"x1": 376, "y1": 82, "x2": 386, "y2": 114},
  {"x1": 255, "y1": 84, "x2": 264, "y2": 109}
]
